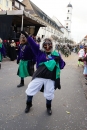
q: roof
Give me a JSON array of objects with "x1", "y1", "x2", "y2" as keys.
[
  {"x1": 0, "y1": 10, "x2": 46, "y2": 27},
  {"x1": 22, "y1": 0, "x2": 36, "y2": 15},
  {"x1": 67, "y1": 3, "x2": 72, "y2": 8}
]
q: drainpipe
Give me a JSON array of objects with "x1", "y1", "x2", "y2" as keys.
[{"x1": 21, "y1": 15, "x2": 23, "y2": 31}]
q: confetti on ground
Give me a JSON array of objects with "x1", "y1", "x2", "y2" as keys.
[{"x1": 66, "y1": 111, "x2": 70, "y2": 114}]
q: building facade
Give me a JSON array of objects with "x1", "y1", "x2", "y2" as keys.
[
  {"x1": 80, "y1": 35, "x2": 87, "y2": 45},
  {"x1": 0, "y1": 0, "x2": 12, "y2": 11},
  {"x1": 22, "y1": 0, "x2": 63, "y2": 41},
  {"x1": 52, "y1": 16, "x2": 69, "y2": 39}
]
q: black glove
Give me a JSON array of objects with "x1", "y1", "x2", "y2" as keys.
[
  {"x1": 54, "y1": 56, "x2": 60, "y2": 63},
  {"x1": 21, "y1": 31, "x2": 28, "y2": 38},
  {"x1": 17, "y1": 60, "x2": 19, "y2": 64},
  {"x1": 55, "y1": 78, "x2": 61, "y2": 90}
]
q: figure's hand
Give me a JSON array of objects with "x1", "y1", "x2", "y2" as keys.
[
  {"x1": 54, "y1": 56, "x2": 60, "y2": 62},
  {"x1": 21, "y1": 31, "x2": 28, "y2": 38}
]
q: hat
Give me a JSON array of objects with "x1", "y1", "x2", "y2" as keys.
[{"x1": 21, "y1": 31, "x2": 28, "y2": 38}]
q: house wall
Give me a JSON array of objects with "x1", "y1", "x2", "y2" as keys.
[{"x1": 0, "y1": 0, "x2": 12, "y2": 11}]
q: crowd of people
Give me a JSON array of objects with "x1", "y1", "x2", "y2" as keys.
[
  {"x1": 78, "y1": 45, "x2": 87, "y2": 82},
  {"x1": 55, "y1": 44, "x2": 73, "y2": 57}
]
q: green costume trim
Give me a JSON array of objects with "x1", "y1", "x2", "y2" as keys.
[
  {"x1": 18, "y1": 60, "x2": 29, "y2": 77},
  {"x1": 0, "y1": 43, "x2": 2, "y2": 48},
  {"x1": 51, "y1": 50, "x2": 59, "y2": 56},
  {"x1": 39, "y1": 50, "x2": 60, "y2": 79},
  {"x1": 0, "y1": 43, "x2": 2, "y2": 62}
]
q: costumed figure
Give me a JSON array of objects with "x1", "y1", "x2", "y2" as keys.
[
  {"x1": 0, "y1": 38, "x2": 6, "y2": 69},
  {"x1": 17, "y1": 32, "x2": 36, "y2": 88},
  {"x1": 24, "y1": 32, "x2": 66, "y2": 115}
]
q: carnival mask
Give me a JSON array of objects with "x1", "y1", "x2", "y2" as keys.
[
  {"x1": 19, "y1": 34, "x2": 27, "y2": 44},
  {"x1": 43, "y1": 39, "x2": 53, "y2": 52}
]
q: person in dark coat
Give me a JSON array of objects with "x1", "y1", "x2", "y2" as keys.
[
  {"x1": 17, "y1": 32, "x2": 36, "y2": 88},
  {"x1": 24, "y1": 33, "x2": 66, "y2": 115},
  {"x1": 9, "y1": 40, "x2": 17, "y2": 61}
]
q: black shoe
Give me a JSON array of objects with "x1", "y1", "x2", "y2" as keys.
[
  {"x1": 47, "y1": 108, "x2": 52, "y2": 115},
  {"x1": 25, "y1": 104, "x2": 32, "y2": 113},
  {"x1": 17, "y1": 83, "x2": 24, "y2": 88},
  {"x1": 85, "y1": 83, "x2": 87, "y2": 85}
]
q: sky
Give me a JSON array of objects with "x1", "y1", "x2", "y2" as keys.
[{"x1": 19, "y1": 0, "x2": 87, "y2": 43}]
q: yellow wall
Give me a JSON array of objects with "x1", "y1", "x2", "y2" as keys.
[{"x1": 0, "y1": 0, "x2": 12, "y2": 11}]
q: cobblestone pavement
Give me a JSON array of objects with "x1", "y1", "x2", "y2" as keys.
[{"x1": 0, "y1": 53, "x2": 87, "y2": 130}]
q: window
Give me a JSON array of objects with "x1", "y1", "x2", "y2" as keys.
[
  {"x1": 51, "y1": 28, "x2": 53, "y2": 32},
  {"x1": 67, "y1": 17, "x2": 69, "y2": 19},
  {"x1": 42, "y1": 35, "x2": 45, "y2": 38},
  {"x1": 68, "y1": 10, "x2": 69, "y2": 12},
  {"x1": 0, "y1": 0, "x2": 2, "y2": 4},
  {"x1": 46, "y1": 19, "x2": 48, "y2": 22},
  {"x1": 43, "y1": 16, "x2": 45, "y2": 20},
  {"x1": 15, "y1": 1, "x2": 19, "y2": 8},
  {"x1": 6, "y1": 0, "x2": 8, "y2": 7},
  {"x1": 20, "y1": 5, "x2": 24, "y2": 10},
  {"x1": 66, "y1": 26, "x2": 68, "y2": 28},
  {"x1": 66, "y1": 23, "x2": 68, "y2": 25}
]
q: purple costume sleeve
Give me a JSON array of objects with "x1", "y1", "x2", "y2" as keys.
[
  {"x1": 27, "y1": 36, "x2": 39, "y2": 56},
  {"x1": 27, "y1": 36, "x2": 66, "y2": 69},
  {"x1": 59, "y1": 53, "x2": 66, "y2": 69}
]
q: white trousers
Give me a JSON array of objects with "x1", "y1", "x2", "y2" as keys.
[{"x1": 25, "y1": 78, "x2": 55, "y2": 100}]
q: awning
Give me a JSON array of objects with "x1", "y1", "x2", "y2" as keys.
[{"x1": 0, "y1": 10, "x2": 46, "y2": 27}]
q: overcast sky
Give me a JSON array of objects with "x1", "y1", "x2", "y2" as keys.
[{"x1": 19, "y1": 0, "x2": 87, "y2": 42}]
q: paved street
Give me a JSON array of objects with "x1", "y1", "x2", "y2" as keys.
[{"x1": 0, "y1": 53, "x2": 87, "y2": 130}]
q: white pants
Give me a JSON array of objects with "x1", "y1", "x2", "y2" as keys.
[{"x1": 25, "y1": 78, "x2": 55, "y2": 100}]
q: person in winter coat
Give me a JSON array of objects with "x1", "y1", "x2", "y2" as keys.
[
  {"x1": 23, "y1": 31, "x2": 66, "y2": 115},
  {"x1": 9, "y1": 40, "x2": 17, "y2": 61}
]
